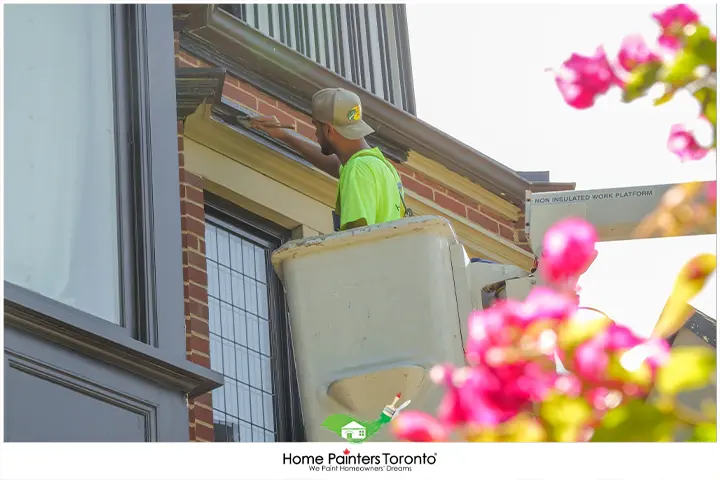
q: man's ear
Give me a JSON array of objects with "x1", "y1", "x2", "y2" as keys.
[{"x1": 325, "y1": 124, "x2": 336, "y2": 139}]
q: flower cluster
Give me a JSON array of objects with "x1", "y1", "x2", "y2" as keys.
[
  {"x1": 652, "y1": 4, "x2": 701, "y2": 51},
  {"x1": 392, "y1": 3, "x2": 716, "y2": 444},
  {"x1": 552, "y1": 4, "x2": 715, "y2": 162},
  {"x1": 392, "y1": 219, "x2": 689, "y2": 442},
  {"x1": 668, "y1": 124, "x2": 710, "y2": 162},
  {"x1": 554, "y1": 48, "x2": 621, "y2": 110}
]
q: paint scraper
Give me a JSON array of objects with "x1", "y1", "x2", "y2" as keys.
[{"x1": 224, "y1": 110, "x2": 296, "y2": 130}]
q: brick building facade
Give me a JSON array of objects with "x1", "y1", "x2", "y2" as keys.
[
  {"x1": 172, "y1": 4, "x2": 573, "y2": 443},
  {"x1": 177, "y1": 48, "x2": 529, "y2": 248},
  {"x1": 3, "y1": 4, "x2": 572, "y2": 442}
]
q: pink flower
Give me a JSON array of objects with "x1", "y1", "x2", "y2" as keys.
[
  {"x1": 434, "y1": 366, "x2": 498, "y2": 426},
  {"x1": 555, "y1": 374, "x2": 583, "y2": 397},
  {"x1": 444, "y1": 366, "x2": 528, "y2": 427},
  {"x1": 431, "y1": 364, "x2": 473, "y2": 426},
  {"x1": 572, "y1": 323, "x2": 669, "y2": 392},
  {"x1": 555, "y1": 47, "x2": 621, "y2": 109},
  {"x1": 540, "y1": 218, "x2": 598, "y2": 286},
  {"x1": 652, "y1": 4, "x2": 700, "y2": 51},
  {"x1": 573, "y1": 324, "x2": 643, "y2": 383},
  {"x1": 668, "y1": 124, "x2": 709, "y2": 162},
  {"x1": 466, "y1": 290, "x2": 575, "y2": 366},
  {"x1": 586, "y1": 387, "x2": 621, "y2": 411},
  {"x1": 466, "y1": 305, "x2": 515, "y2": 365},
  {"x1": 606, "y1": 324, "x2": 646, "y2": 351},
  {"x1": 460, "y1": 370, "x2": 520, "y2": 426},
  {"x1": 576, "y1": 325, "x2": 631, "y2": 377},
  {"x1": 432, "y1": 363, "x2": 545, "y2": 428},
  {"x1": 495, "y1": 361, "x2": 557, "y2": 404},
  {"x1": 519, "y1": 287, "x2": 578, "y2": 327},
  {"x1": 573, "y1": 335, "x2": 610, "y2": 384},
  {"x1": 617, "y1": 35, "x2": 661, "y2": 71},
  {"x1": 392, "y1": 411, "x2": 449, "y2": 442},
  {"x1": 435, "y1": 354, "x2": 558, "y2": 429}
]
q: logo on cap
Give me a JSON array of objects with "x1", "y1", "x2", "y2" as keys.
[{"x1": 347, "y1": 105, "x2": 361, "y2": 122}]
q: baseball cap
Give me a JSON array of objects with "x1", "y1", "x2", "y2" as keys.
[{"x1": 311, "y1": 88, "x2": 374, "y2": 140}]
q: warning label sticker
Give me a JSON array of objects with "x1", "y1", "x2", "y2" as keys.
[{"x1": 532, "y1": 188, "x2": 656, "y2": 204}]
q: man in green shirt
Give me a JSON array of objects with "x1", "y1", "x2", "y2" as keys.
[{"x1": 251, "y1": 88, "x2": 409, "y2": 231}]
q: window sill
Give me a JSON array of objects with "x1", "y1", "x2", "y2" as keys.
[{"x1": 4, "y1": 282, "x2": 224, "y2": 397}]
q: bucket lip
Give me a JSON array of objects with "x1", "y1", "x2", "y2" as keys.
[{"x1": 271, "y1": 215, "x2": 458, "y2": 276}]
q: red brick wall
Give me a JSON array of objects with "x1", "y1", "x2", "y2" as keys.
[
  {"x1": 394, "y1": 163, "x2": 518, "y2": 243},
  {"x1": 177, "y1": 49, "x2": 531, "y2": 253},
  {"x1": 176, "y1": 36, "x2": 214, "y2": 443},
  {"x1": 515, "y1": 214, "x2": 530, "y2": 251}
]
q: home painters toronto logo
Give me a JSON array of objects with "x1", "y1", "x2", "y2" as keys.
[
  {"x1": 321, "y1": 393, "x2": 411, "y2": 443},
  {"x1": 282, "y1": 449, "x2": 438, "y2": 473}
]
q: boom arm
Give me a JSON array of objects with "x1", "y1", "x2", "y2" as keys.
[{"x1": 525, "y1": 182, "x2": 716, "y2": 256}]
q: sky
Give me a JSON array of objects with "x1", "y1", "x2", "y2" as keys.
[{"x1": 407, "y1": 3, "x2": 717, "y2": 337}]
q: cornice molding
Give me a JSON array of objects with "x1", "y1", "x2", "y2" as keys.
[
  {"x1": 184, "y1": 105, "x2": 535, "y2": 270},
  {"x1": 175, "y1": 67, "x2": 226, "y2": 121},
  {"x1": 171, "y1": 4, "x2": 544, "y2": 207},
  {"x1": 407, "y1": 151, "x2": 521, "y2": 222},
  {"x1": 179, "y1": 36, "x2": 411, "y2": 164},
  {"x1": 404, "y1": 193, "x2": 534, "y2": 269}
]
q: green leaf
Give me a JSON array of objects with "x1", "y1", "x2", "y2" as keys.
[
  {"x1": 661, "y1": 50, "x2": 703, "y2": 87},
  {"x1": 539, "y1": 394, "x2": 593, "y2": 442},
  {"x1": 654, "y1": 87, "x2": 678, "y2": 106},
  {"x1": 689, "y1": 423, "x2": 717, "y2": 442},
  {"x1": 695, "y1": 87, "x2": 717, "y2": 149},
  {"x1": 499, "y1": 413, "x2": 547, "y2": 442},
  {"x1": 653, "y1": 254, "x2": 717, "y2": 338},
  {"x1": 685, "y1": 24, "x2": 717, "y2": 69},
  {"x1": 694, "y1": 87, "x2": 717, "y2": 127},
  {"x1": 622, "y1": 62, "x2": 662, "y2": 102},
  {"x1": 557, "y1": 308, "x2": 612, "y2": 354},
  {"x1": 591, "y1": 400, "x2": 676, "y2": 442},
  {"x1": 656, "y1": 346, "x2": 716, "y2": 395}
]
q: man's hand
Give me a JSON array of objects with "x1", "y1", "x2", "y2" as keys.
[
  {"x1": 249, "y1": 115, "x2": 292, "y2": 141},
  {"x1": 248, "y1": 113, "x2": 340, "y2": 178}
]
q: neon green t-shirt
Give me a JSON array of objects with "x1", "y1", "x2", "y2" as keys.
[{"x1": 335, "y1": 147, "x2": 406, "y2": 230}]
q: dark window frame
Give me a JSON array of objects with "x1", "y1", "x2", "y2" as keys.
[
  {"x1": 205, "y1": 193, "x2": 305, "y2": 442},
  {"x1": 4, "y1": 5, "x2": 212, "y2": 387}
]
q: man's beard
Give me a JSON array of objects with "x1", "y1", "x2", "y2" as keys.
[{"x1": 320, "y1": 143, "x2": 334, "y2": 156}]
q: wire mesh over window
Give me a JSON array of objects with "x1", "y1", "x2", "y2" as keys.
[{"x1": 205, "y1": 219, "x2": 278, "y2": 442}]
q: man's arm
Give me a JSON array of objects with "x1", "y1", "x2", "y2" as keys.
[
  {"x1": 338, "y1": 160, "x2": 376, "y2": 230},
  {"x1": 251, "y1": 116, "x2": 341, "y2": 178}
]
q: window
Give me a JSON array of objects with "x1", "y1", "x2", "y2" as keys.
[
  {"x1": 5, "y1": 5, "x2": 120, "y2": 323},
  {"x1": 205, "y1": 201, "x2": 302, "y2": 442},
  {"x1": 3, "y1": 4, "x2": 186, "y2": 353},
  {"x1": 2, "y1": 5, "x2": 222, "y2": 442},
  {"x1": 219, "y1": 4, "x2": 416, "y2": 114}
]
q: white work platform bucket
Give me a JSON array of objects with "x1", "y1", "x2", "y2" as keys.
[{"x1": 271, "y1": 216, "x2": 467, "y2": 441}]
